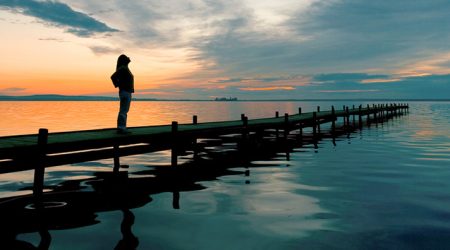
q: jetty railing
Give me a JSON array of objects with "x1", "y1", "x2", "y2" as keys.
[{"x1": 0, "y1": 103, "x2": 408, "y2": 202}]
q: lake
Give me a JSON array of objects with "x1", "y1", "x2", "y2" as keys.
[{"x1": 0, "y1": 101, "x2": 449, "y2": 249}]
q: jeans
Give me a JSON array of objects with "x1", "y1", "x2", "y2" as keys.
[{"x1": 117, "y1": 90, "x2": 132, "y2": 130}]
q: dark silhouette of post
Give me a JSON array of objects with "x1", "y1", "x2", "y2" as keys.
[
  {"x1": 345, "y1": 106, "x2": 350, "y2": 130},
  {"x1": 114, "y1": 145, "x2": 120, "y2": 173},
  {"x1": 331, "y1": 106, "x2": 336, "y2": 134},
  {"x1": 352, "y1": 105, "x2": 356, "y2": 125},
  {"x1": 171, "y1": 121, "x2": 178, "y2": 167},
  {"x1": 358, "y1": 105, "x2": 363, "y2": 128},
  {"x1": 242, "y1": 115, "x2": 248, "y2": 139},
  {"x1": 284, "y1": 113, "x2": 289, "y2": 139},
  {"x1": 298, "y1": 107, "x2": 303, "y2": 138},
  {"x1": 342, "y1": 105, "x2": 346, "y2": 126},
  {"x1": 192, "y1": 115, "x2": 198, "y2": 160},
  {"x1": 284, "y1": 113, "x2": 290, "y2": 161},
  {"x1": 240, "y1": 115, "x2": 249, "y2": 151},
  {"x1": 275, "y1": 111, "x2": 279, "y2": 140},
  {"x1": 317, "y1": 106, "x2": 321, "y2": 134},
  {"x1": 34, "y1": 128, "x2": 48, "y2": 205},
  {"x1": 312, "y1": 112, "x2": 317, "y2": 139}
]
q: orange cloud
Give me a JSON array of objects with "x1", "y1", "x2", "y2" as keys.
[
  {"x1": 315, "y1": 89, "x2": 380, "y2": 93},
  {"x1": 395, "y1": 52, "x2": 450, "y2": 77},
  {"x1": 360, "y1": 78, "x2": 402, "y2": 84},
  {"x1": 239, "y1": 86, "x2": 295, "y2": 91}
]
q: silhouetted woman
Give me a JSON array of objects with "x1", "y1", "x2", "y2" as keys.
[{"x1": 111, "y1": 54, "x2": 134, "y2": 134}]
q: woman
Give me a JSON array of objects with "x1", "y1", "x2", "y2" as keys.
[{"x1": 111, "y1": 54, "x2": 134, "y2": 134}]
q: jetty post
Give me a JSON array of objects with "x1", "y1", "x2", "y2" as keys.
[
  {"x1": 352, "y1": 105, "x2": 356, "y2": 125},
  {"x1": 358, "y1": 105, "x2": 363, "y2": 128},
  {"x1": 113, "y1": 145, "x2": 120, "y2": 172},
  {"x1": 298, "y1": 108, "x2": 303, "y2": 138},
  {"x1": 345, "y1": 106, "x2": 350, "y2": 130},
  {"x1": 317, "y1": 106, "x2": 321, "y2": 134},
  {"x1": 193, "y1": 115, "x2": 198, "y2": 125},
  {"x1": 171, "y1": 121, "x2": 178, "y2": 167},
  {"x1": 192, "y1": 115, "x2": 198, "y2": 160},
  {"x1": 275, "y1": 111, "x2": 279, "y2": 140},
  {"x1": 33, "y1": 128, "x2": 48, "y2": 205},
  {"x1": 284, "y1": 113, "x2": 290, "y2": 160},
  {"x1": 331, "y1": 106, "x2": 336, "y2": 134},
  {"x1": 242, "y1": 114, "x2": 248, "y2": 141},
  {"x1": 313, "y1": 112, "x2": 317, "y2": 139},
  {"x1": 372, "y1": 104, "x2": 378, "y2": 123},
  {"x1": 342, "y1": 105, "x2": 346, "y2": 125}
]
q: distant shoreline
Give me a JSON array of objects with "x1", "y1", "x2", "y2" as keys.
[{"x1": 0, "y1": 95, "x2": 449, "y2": 102}]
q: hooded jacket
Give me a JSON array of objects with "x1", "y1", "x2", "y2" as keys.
[{"x1": 111, "y1": 65, "x2": 134, "y2": 93}]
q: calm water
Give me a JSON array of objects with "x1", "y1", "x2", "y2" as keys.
[{"x1": 0, "y1": 101, "x2": 449, "y2": 249}]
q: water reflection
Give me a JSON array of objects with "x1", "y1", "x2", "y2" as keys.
[{"x1": 0, "y1": 154, "x2": 253, "y2": 249}]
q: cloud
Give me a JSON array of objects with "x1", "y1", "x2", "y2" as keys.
[
  {"x1": 38, "y1": 37, "x2": 66, "y2": 42},
  {"x1": 239, "y1": 86, "x2": 295, "y2": 91},
  {"x1": 209, "y1": 75, "x2": 308, "y2": 84},
  {"x1": 1, "y1": 87, "x2": 26, "y2": 92},
  {"x1": 314, "y1": 89, "x2": 380, "y2": 93},
  {"x1": 313, "y1": 73, "x2": 390, "y2": 83},
  {"x1": 0, "y1": 0, "x2": 118, "y2": 37},
  {"x1": 192, "y1": 0, "x2": 450, "y2": 78},
  {"x1": 0, "y1": 87, "x2": 27, "y2": 95},
  {"x1": 89, "y1": 46, "x2": 122, "y2": 55}
]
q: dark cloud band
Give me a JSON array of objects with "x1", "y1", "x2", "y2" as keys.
[{"x1": 0, "y1": 0, "x2": 118, "y2": 37}]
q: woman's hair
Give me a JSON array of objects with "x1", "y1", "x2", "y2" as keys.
[{"x1": 116, "y1": 54, "x2": 130, "y2": 70}]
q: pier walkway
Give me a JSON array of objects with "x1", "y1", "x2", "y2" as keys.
[{"x1": 0, "y1": 103, "x2": 408, "y2": 201}]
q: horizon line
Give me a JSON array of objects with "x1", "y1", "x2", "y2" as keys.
[{"x1": 0, "y1": 94, "x2": 449, "y2": 102}]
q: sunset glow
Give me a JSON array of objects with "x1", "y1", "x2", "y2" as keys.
[{"x1": 0, "y1": 1, "x2": 449, "y2": 99}]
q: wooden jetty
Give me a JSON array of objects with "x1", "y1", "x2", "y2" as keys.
[{"x1": 0, "y1": 103, "x2": 408, "y2": 201}]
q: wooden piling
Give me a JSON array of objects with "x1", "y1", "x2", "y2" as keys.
[
  {"x1": 298, "y1": 108, "x2": 303, "y2": 137},
  {"x1": 342, "y1": 105, "x2": 347, "y2": 126},
  {"x1": 113, "y1": 145, "x2": 120, "y2": 172},
  {"x1": 242, "y1": 115, "x2": 248, "y2": 140},
  {"x1": 171, "y1": 121, "x2": 178, "y2": 167},
  {"x1": 352, "y1": 105, "x2": 356, "y2": 125},
  {"x1": 284, "y1": 113, "x2": 290, "y2": 160},
  {"x1": 284, "y1": 113, "x2": 289, "y2": 139},
  {"x1": 331, "y1": 106, "x2": 336, "y2": 134},
  {"x1": 358, "y1": 105, "x2": 363, "y2": 128},
  {"x1": 345, "y1": 106, "x2": 350, "y2": 129},
  {"x1": 374, "y1": 105, "x2": 378, "y2": 122},
  {"x1": 193, "y1": 115, "x2": 198, "y2": 125},
  {"x1": 275, "y1": 111, "x2": 279, "y2": 139},
  {"x1": 192, "y1": 115, "x2": 198, "y2": 160},
  {"x1": 317, "y1": 106, "x2": 321, "y2": 134},
  {"x1": 33, "y1": 128, "x2": 48, "y2": 204},
  {"x1": 313, "y1": 112, "x2": 317, "y2": 138}
]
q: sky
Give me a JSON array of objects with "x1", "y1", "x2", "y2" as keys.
[{"x1": 0, "y1": 0, "x2": 449, "y2": 100}]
